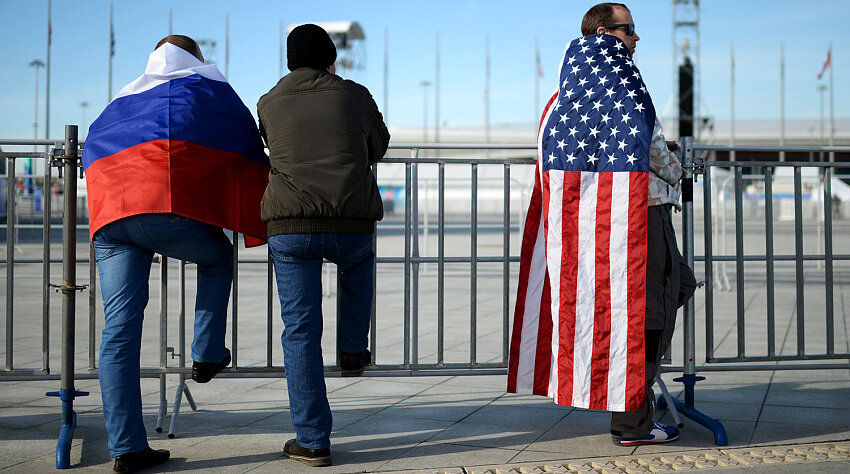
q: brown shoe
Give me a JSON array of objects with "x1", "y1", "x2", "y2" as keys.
[{"x1": 283, "y1": 439, "x2": 331, "y2": 467}]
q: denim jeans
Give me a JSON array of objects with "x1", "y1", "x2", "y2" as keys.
[
  {"x1": 93, "y1": 213, "x2": 233, "y2": 457},
  {"x1": 269, "y1": 232, "x2": 374, "y2": 450}
]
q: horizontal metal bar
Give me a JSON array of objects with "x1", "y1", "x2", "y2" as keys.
[
  {"x1": 700, "y1": 254, "x2": 850, "y2": 263},
  {"x1": 389, "y1": 143, "x2": 535, "y2": 150},
  {"x1": 697, "y1": 144, "x2": 850, "y2": 154},
  {"x1": 0, "y1": 139, "x2": 63, "y2": 146},
  {"x1": 382, "y1": 157, "x2": 535, "y2": 165},
  {"x1": 704, "y1": 160, "x2": 849, "y2": 167},
  {"x1": 0, "y1": 152, "x2": 49, "y2": 159},
  {"x1": 661, "y1": 363, "x2": 849, "y2": 373},
  {"x1": 695, "y1": 254, "x2": 850, "y2": 263},
  {"x1": 707, "y1": 354, "x2": 850, "y2": 363}
]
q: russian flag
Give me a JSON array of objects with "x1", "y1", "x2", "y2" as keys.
[{"x1": 83, "y1": 43, "x2": 269, "y2": 245}]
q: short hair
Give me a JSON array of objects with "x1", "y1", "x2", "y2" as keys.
[
  {"x1": 581, "y1": 3, "x2": 630, "y2": 36},
  {"x1": 155, "y1": 35, "x2": 203, "y2": 61}
]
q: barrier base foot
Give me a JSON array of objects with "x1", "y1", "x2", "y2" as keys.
[{"x1": 663, "y1": 395, "x2": 728, "y2": 446}]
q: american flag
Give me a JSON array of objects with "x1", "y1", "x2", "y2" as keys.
[{"x1": 507, "y1": 34, "x2": 655, "y2": 412}]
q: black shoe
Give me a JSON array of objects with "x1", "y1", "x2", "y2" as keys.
[
  {"x1": 113, "y1": 447, "x2": 170, "y2": 473},
  {"x1": 192, "y1": 349, "x2": 231, "y2": 383},
  {"x1": 338, "y1": 349, "x2": 370, "y2": 377},
  {"x1": 283, "y1": 439, "x2": 331, "y2": 467}
]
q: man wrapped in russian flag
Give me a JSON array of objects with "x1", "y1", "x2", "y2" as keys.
[{"x1": 82, "y1": 35, "x2": 269, "y2": 474}]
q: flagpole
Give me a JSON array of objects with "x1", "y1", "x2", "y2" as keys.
[
  {"x1": 535, "y1": 36, "x2": 540, "y2": 131},
  {"x1": 279, "y1": 20, "x2": 284, "y2": 78},
  {"x1": 383, "y1": 28, "x2": 389, "y2": 126},
  {"x1": 828, "y1": 42, "x2": 834, "y2": 162},
  {"x1": 729, "y1": 41, "x2": 735, "y2": 162},
  {"x1": 779, "y1": 41, "x2": 785, "y2": 162},
  {"x1": 484, "y1": 35, "x2": 490, "y2": 145},
  {"x1": 108, "y1": 2, "x2": 113, "y2": 102},
  {"x1": 435, "y1": 32, "x2": 440, "y2": 145},
  {"x1": 45, "y1": 0, "x2": 51, "y2": 144}
]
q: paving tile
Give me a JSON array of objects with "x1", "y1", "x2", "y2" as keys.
[
  {"x1": 379, "y1": 390, "x2": 502, "y2": 422},
  {"x1": 426, "y1": 419, "x2": 543, "y2": 450},
  {"x1": 378, "y1": 442, "x2": 518, "y2": 471},
  {"x1": 764, "y1": 381, "x2": 850, "y2": 409},
  {"x1": 750, "y1": 421, "x2": 850, "y2": 445},
  {"x1": 759, "y1": 405, "x2": 850, "y2": 428}
]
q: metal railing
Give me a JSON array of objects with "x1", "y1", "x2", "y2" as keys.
[{"x1": 4, "y1": 131, "x2": 850, "y2": 461}]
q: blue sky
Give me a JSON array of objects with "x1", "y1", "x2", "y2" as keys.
[{"x1": 0, "y1": 0, "x2": 846, "y2": 140}]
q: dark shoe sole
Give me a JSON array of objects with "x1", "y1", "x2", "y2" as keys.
[
  {"x1": 284, "y1": 439, "x2": 332, "y2": 467},
  {"x1": 284, "y1": 451, "x2": 332, "y2": 467}
]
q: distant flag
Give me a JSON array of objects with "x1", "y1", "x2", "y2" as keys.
[
  {"x1": 508, "y1": 34, "x2": 655, "y2": 412},
  {"x1": 817, "y1": 47, "x2": 831, "y2": 80},
  {"x1": 82, "y1": 43, "x2": 270, "y2": 246},
  {"x1": 109, "y1": 18, "x2": 115, "y2": 57}
]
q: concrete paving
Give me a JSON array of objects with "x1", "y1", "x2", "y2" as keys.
[{"x1": 2, "y1": 217, "x2": 850, "y2": 473}]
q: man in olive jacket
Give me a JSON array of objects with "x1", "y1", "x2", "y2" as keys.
[{"x1": 257, "y1": 23, "x2": 390, "y2": 467}]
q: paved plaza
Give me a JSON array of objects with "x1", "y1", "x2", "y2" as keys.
[{"x1": 2, "y1": 218, "x2": 850, "y2": 472}]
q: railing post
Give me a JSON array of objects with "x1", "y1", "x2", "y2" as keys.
[
  {"x1": 52, "y1": 125, "x2": 89, "y2": 468},
  {"x1": 669, "y1": 137, "x2": 727, "y2": 446}
]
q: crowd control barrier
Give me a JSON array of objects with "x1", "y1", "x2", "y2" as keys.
[{"x1": 3, "y1": 128, "x2": 850, "y2": 467}]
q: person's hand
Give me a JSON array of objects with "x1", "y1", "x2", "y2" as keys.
[{"x1": 666, "y1": 141, "x2": 680, "y2": 153}]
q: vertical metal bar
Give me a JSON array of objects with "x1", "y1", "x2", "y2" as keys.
[
  {"x1": 823, "y1": 166, "x2": 834, "y2": 355},
  {"x1": 794, "y1": 166, "x2": 805, "y2": 355},
  {"x1": 157, "y1": 254, "x2": 168, "y2": 432},
  {"x1": 403, "y1": 153, "x2": 414, "y2": 367},
  {"x1": 502, "y1": 163, "x2": 511, "y2": 363},
  {"x1": 764, "y1": 167, "x2": 776, "y2": 357},
  {"x1": 702, "y1": 154, "x2": 715, "y2": 360},
  {"x1": 411, "y1": 150, "x2": 420, "y2": 366},
  {"x1": 178, "y1": 261, "x2": 186, "y2": 370},
  {"x1": 5, "y1": 157, "x2": 15, "y2": 371},
  {"x1": 60, "y1": 125, "x2": 79, "y2": 413},
  {"x1": 267, "y1": 255, "x2": 274, "y2": 367},
  {"x1": 231, "y1": 233, "x2": 238, "y2": 367},
  {"x1": 734, "y1": 166, "x2": 745, "y2": 358},
  {"x1": 43, "y1": 155, "x2": 52, "y2": 373},
  {"x1": 681, "y1": 137, "x2": 696, "y2": 376},
  {"x1": 437, "y1": 162, "x2": 445, "y2": 365},
  {"x1": 89, "y1": 244, "x2": 96, "y2": 370},
  {"x1": 370, "y1": 164, "x2": 378, "y2": 365},
  {"x1": 470, "y1": 163, "x2": 478, "y2": 365},
  {"x1": 160, "y1": 256, "x2": 168, "y2": 369}
]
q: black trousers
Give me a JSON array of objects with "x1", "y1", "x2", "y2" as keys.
[{"x1": 610, "y1": 205, "x2": 697, "y2": 437}]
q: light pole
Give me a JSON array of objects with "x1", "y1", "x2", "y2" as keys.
[
  {"x1": 79, "y1": 102, "x2": 90, "y2": 138},
  {"x1": 29, "y1": 59, "x2": 45, "y2": 150},
  {"x1": 817, "y1": 84, "x2": 827, "y2": 146},
  {"x1": 419, "y1": 80, "x2": 431, "y2": 142}
]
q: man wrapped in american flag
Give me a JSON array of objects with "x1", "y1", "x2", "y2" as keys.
[{"x1": 507, "y1": 2, "x2": 696, "y2": 447}]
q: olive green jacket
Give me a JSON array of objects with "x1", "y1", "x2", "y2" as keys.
[{"x1": 258, "y1": 68, "x2": 390, "y2": 236}]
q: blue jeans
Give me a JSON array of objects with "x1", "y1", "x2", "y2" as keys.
[
  {"x1": 93, "y1": 213, "x2": 233, "y2": 457},
  {"x1": 269, "y1": 233, "x2": 374, "y2": 450}
]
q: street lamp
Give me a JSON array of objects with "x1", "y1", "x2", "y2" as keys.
[
  {"x1": 79, "y1": 101, "x2": 90, "y2": 138},
  {"x1": 419, "y1": 80, "x2": 432, "y2": 142},
  {"x1": 29, "y1": 59, "x2": 45, "y2": 150}
]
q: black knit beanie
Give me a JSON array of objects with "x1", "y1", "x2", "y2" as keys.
[{"x1": 287, "y1": 24, "x2": 337, "y2": 71}]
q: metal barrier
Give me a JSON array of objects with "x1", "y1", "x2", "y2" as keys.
[{"x1": 3, "y1": 131, "x2": 850, "y2": 465}]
